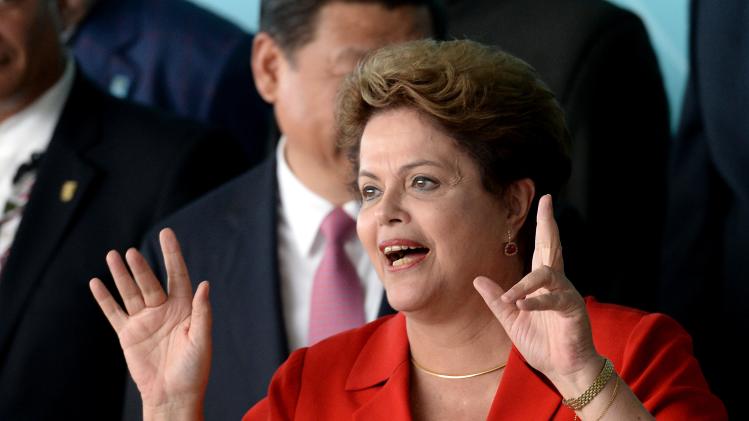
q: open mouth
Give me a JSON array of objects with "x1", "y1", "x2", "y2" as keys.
[{"x1": 382, "y1": 242, "x2": 430, "y2": 268}]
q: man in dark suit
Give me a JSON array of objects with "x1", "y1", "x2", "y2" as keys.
[
  {"x1": 67, "y1": 0, "x2": 272, "y2": 164},
  {"x1": 447, "y1": 0, "x2": 671, "y2": 311},
  {"x1": 661, "y1": 0, "x2": 749, "y2": 417},
  {"x1": 130, "y1": 1, "x2": 446, "y2": 419},
  {"x1": 0, "y1": 0, "x2": 248, "y2": 418}
]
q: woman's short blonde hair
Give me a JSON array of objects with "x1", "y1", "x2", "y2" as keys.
[{"x1": 337, "y1": 39, "x2": 571, "y2": 270}]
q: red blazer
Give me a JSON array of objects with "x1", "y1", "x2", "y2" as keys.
[{"x1": 244, "y1": 299, "x2": 726, "y2": 420}]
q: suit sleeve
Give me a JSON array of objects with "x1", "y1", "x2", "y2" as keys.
[
  {"x1": 617, "y1": 313, "x2": 727, "y2": 419},
  {"x1": 658, "y1": 0, "x2": 723, "y2": 360},
  {"x1": 243, "y1": 348, "x2": 307, "y2": 421},
  {"x1": 560, "y1": 12, "x2": 670, "y2": 312}
]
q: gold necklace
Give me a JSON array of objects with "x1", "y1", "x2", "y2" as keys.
[{"x1": 411, "y1": 358, "x2": 508, "y2": 380}]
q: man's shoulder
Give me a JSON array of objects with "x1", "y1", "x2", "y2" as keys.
[
  {"x1": 148, "y1": 0, "x2": 248, "y2": 41},
  {"x1": 60, "y1": 72, "x2": 250, "y2": 208},
  {"x1": 128, "y1": 0, "x2": 251, "y2": 62},
  {"x1": 70, "y1": 72, "x2": 207, "y2": 138},
  {"x1": 154, "y1": 157, "x2": 277, "y2": 235}
]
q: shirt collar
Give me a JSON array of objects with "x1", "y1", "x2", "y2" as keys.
[
  {"x1": 0, "y1": 57, "x2": 75, "y2": 208},
  {"x1": 276, "y1": 137, "x2": 359, "y2": 256},
  {"x1": 345, "y1": 313, "x2": 410, "y2": 391}
]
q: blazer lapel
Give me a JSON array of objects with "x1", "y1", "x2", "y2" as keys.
[
  {"x1": 338, "y1": 314, "x2": 568, "y2": 420},
  {"x1": 0, "y1": 73, "x2": 100, "y2": 354},
  {"x1": 348, "y1": 313, "x2": 412, "y2": 421},
  {"x1": 488, "y1": 347, "x2": 567, "y2": 419}
]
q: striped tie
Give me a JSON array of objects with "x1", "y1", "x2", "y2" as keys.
[
  {"x1": 0, "y1": 153, "x2": 43, "y2": 277},
  {"x1": 308, "y1": 207, "x2": 365, "y2": 345}
]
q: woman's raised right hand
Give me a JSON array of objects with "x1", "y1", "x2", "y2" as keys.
[{"x1": 89, "y1": 228, "x2": 211, "y2": 420}]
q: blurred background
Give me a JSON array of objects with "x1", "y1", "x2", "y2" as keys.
[{"x1": 190, "y1": 0, "x2": 689, "y2": 131}]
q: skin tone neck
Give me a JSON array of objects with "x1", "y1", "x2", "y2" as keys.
[
  {"x1": 405, "y1": 271, "x2": 518, "y2": 379},
  {"x1": 0, "y1": 55, "x2": 64, "y2": 123},
  {"x1": 405, "y1": 277, "x2": 517, "y2": 421},
  {"x1": 284, "y1": 139, "x2": 354, "y2": 206}
]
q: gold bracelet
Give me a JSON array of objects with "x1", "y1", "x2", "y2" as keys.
[
  {"x1": 563, "y1": 358, "x2": 614, "y2": 411},
  {"x1": 594, "y1": 374, "x2": 620, "y2": 421}
]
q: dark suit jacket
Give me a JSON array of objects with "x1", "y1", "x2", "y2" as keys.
[
  {"x1": 660, "y1": 1, "x2": 749, "y2": 417},
  {"x1": 128, "y1": 155, "x2": 392, "y2": 420},
  {"x1": 0, "y1": 71, "x2": 248, "y2": 420},
  {"x1": 246, "y1": 300, "x2": 725, "y2": 420},
  {"x1": 70, "y1": 0, "x2": 272, "y2": 165},
  {"x1": 448, "y1": 0, "x2": 670, "y2": 311}
]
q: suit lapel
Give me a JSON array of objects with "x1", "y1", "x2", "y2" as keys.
[
  {"x1": 0, "y1": 73, "x2": 101, "y2": 354},
  {"x1": 208, "y1": 158, "x2": 289, "y2": 395}
]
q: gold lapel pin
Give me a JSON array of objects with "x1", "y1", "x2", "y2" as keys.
[{"x1": 60, "y1": 180, "x2": 78, "y2": 203}]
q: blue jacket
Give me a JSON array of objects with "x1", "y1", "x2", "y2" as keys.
[{"x1": 70, "y1": 0, "x2": 272, "y2": 164}]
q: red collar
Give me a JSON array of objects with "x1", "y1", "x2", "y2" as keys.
[{"x1": 343, "y1": 313, "x2": 568, "y2": 420}]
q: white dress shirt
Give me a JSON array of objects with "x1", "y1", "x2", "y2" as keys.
[
  {"x1": 276, "y1": 138, "x2": 383, "y2": 351},
  {"x1": 0, "y1": 58, "x2": 75, "y2": 262}
]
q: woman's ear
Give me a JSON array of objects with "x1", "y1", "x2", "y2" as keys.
[
  {"x1": 251, "y1": 32, "x2": 283, "y2": 104},
  {"x1": 506, "y1": 178, "x2": 536, "y2": 233}
]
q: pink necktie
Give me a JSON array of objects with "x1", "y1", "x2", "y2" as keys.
[{"x1": 308, "y1": 207, "x2": 365, "y2": 345}]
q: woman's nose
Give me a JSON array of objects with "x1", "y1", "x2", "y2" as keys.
[{"x1": 375, "y1": 191, "x2": 409, "y2": 226}]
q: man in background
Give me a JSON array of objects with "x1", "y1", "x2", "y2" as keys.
[
  {"x1": 447, "y1": 0, "x2": 671, "y2": 311},
  {"x1": 133, "y1": 0, "x2": 445, "y2": 419},
  {"x1": 66, "y1": 0, "x2": 272, "y2": 163},
  {"x1": 0, "y1": 0, "x2": 247, "y2": 418},
  {"x1": 661, "y1": 0, "x2": 749, "y2": 417}
]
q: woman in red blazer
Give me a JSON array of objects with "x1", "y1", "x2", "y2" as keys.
[{"x1": 90, "y1": 39, "x2": 726, "y2": 420}]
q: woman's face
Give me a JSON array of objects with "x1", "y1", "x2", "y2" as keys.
[{"x1": 356, "y1": 108, "x2": 520, "y2": 316}]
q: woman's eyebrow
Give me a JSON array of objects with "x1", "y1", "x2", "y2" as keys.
[
  {"x1": 358, "y1": 169, "x2": 380, "y2": 181},
  {"x1": 397, "y1": 160, "x2": 445, "y2": 175},
  {"x1": 359, "y1": 160, "x2": 445, "y2": 180}
]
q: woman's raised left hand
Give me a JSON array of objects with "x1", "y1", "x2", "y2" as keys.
[{"x1": 474, "y1": 194, "x2": 603, "y2": 392}]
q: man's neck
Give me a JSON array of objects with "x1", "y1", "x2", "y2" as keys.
[
  {"x1": 0, "y1": 57, "x2": 67, "y2": 124},
  {"x1": 284, "y1": 142, "x2": 356, "y2": 206}
]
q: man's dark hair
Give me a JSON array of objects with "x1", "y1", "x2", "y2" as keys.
[{"x1": 259, "y1": 0, "x2": 446, "y2": 54}]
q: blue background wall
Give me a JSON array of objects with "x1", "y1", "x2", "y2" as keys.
[{"x1": 189, "y1": 0, "x2": 689, "y2": 131}]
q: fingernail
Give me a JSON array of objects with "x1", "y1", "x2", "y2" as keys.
[
  {"x1": 473, "y1": 277, "x2": 489, "y2": 296},
  {"x1": 473, "y1": 278, "x2": 485, "y2": 293},
  {"x1": 160, "y1": 228, "x2": 177, "y2": 252}
]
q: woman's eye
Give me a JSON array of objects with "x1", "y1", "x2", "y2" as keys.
[
  {"x1": 412, "y1": 176, "x2": 439, "y2": 191},
  {"x1": 360, "y1": 185, "x2": 381, "y2": 201}
]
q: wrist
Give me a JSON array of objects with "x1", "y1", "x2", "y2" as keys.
[
  {"x1": 143, "y1": 397, "x2": 204, "y2": 421},
  {"x1": 550, "y1": 354, "x2": 607, "y2": 402}
]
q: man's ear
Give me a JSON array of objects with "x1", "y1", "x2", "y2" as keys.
[
  {"x1": 56, "y1": 0, "x2": 94, "y2": 35},
  {"x1": 251, "y1": 32, "x2": 285, "y2": 104},
  {"x1": 506, "y1": 178, "x2": 536, "y2": 233}
]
